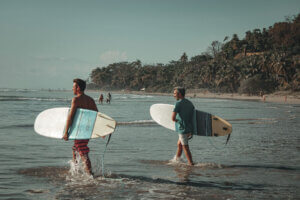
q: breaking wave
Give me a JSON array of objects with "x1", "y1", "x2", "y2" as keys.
[{"x1": 0, "y1": 96, "x2": 70, "y2": 102}]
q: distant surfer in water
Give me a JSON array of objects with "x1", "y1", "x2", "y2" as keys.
[
  {"x1": 99, "y1": 93, "x2": 104, "y2": 104},
  {"x1": 172, "y1": 87, "x2": 194, "y2": 165},
  {"x1": 63, "y1": 78, "x2": 98, "y2": 175},
  {"x1": 106, "y1": 92, "x2": 111, "y2": 104}
]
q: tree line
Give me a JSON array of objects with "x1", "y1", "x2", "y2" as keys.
[{"x1": 89, "y1": 14, "x2": 300, "y2": 95}]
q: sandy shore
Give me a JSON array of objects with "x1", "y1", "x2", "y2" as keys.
[
  {"x1": 89, "y1": 90, "x2": 300, "y2": 104},
  {"x1": 187, "y1": 91, "x2": 300, "y2": 104}
]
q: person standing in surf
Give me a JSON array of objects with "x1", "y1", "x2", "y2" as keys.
[
  {"x1": 99, "y1": 93, "x2": 104, "y2": 104},
  {"x1": 63, "y1": 78, "x2": 98, "y2": 175},
  {"x1": 172, "y1": 87, "x2": 194, "y2": 165},
  {"x1": 106, "y1": 92, "x2": 111, "y2": 104}
]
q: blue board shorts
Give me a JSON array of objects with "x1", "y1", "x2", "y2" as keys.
[{"x1": 178, "y1": 133, "x2": 192, "y2": 145}]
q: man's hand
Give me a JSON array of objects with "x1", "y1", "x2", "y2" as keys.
[{"x1": 63, "y1": 132, "x2": 69, "y2": 141}]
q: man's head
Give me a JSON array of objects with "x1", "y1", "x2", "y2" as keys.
[
  {"x1": 173, "y1": 87, "x2": 185, "y2": 100},
  {"x1": 73, "y1": 78, "x2": 86, "y2": 95}
]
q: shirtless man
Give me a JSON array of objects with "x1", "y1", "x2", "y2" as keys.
[
  {"x1": 99, "y1": 93, "x2": 104, "y2": 104},
  {"x1": 63, "y1": 78, "x2": 98, "y2": 175}
]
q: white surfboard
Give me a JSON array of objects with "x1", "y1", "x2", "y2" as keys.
[
  {"x1": 34, "y1": 107, "x2": 116, "y2": 139},
  {"x1": 150, "y1": 104, "x2": 175, "y2": 130},
  {"x1": 150, "y1": 104, "x2": 232, "y2": 137}
]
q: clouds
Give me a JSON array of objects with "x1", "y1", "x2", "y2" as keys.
[
  {"x1": 100, "y1": 50, "x2": 128, "y2": 65},
  {"x1": 33, "y1": 55, "x2": 90, "y2": 64},
  {"x1": 0, "y1": 50, "x2": 129, "y2": 89}
]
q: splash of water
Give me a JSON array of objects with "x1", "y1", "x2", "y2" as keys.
[
  {"x1": 167, "y1": 155, "x2": 186, "y2": 165},
  {"x1": 66, "y1": 153, "x2": 94, "y2": 183},
  {"x1": 168, "y1": 155, "x2": 223, "y2": 169}
]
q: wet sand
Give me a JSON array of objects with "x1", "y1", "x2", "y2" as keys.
[{"x1": 186, "y1": 91, "x2": 300, "y2": 104}]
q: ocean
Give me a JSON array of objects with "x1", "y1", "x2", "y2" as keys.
[{"x1": 0, "y1": 89, "x2": 299, "y2": 199}]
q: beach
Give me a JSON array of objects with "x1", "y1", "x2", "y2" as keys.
[
  {"x1": 98, "y1": 90, "x2": 300, "y2": 104},
  {"x1": 188, "y1": 91, "x2": 300, "y2": 104}
]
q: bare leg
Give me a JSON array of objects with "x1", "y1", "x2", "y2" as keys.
[
  {"x1": 80, "y1": 154, "x2": 92, "y2": 175},
  {"x1": 176, "y1": 139, "x2": 183, "y2": 159},
  {"x1": 182, "y1": 145, "x2": 194, "y2": 165},
  {"x1": 72, "y1": 149, "x2": 78, "y2": 164}
]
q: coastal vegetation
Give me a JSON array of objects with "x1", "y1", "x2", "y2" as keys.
[{"x1": 89, "y1": 14, "x2": 300, "y2": 95}]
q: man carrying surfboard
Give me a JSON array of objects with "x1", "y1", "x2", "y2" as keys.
[
  {"x1": 172, "y1": 87, "x2": 194, "y2": 165},
  {"x1": 63, "y1": 78, "x2": 98, "y2": 175}
]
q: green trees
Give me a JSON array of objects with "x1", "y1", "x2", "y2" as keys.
[
  {"x1": 180, "y1": 52, "x2": 188, "y2": 63},
  {"x1": 89, "y1": 14, "x2": 300, "y2": 94},
  {"x1": 207, "y1": 41, "x2": 223, "y2": 58}
]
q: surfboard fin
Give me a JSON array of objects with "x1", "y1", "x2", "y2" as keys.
[{"x1": 225, "y1": 133, "x2": 231, "y2": 145}]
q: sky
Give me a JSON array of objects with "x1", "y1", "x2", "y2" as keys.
[{"x1": 0, "y1": 0, "x2": 299, "y2": 89}]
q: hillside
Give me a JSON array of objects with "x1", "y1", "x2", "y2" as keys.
[{"x1": 89, "y1": 14, "x2": 300, "y2": 95}]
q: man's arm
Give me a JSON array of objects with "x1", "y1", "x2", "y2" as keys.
[
  {"x1": 172, "y1": 102, "x2": 180, "y2": 122},
  {"x1": 91, "y1": 99, "x2": 98, "y2": 112},
  {"x1": 63, "y1": 98, "x2": 77, "y2": 141},
  {"x1": 172, "y1": 112, "x2": 177, "y2": 122}
]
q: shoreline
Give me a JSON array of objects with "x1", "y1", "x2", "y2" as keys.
[{"x1": 88, "y1": 89, "x2": 300, "y2": 104}]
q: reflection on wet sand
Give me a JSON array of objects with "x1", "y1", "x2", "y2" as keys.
[{"x1": 173, "y1": 165, "x2": 194, "y2": 182}]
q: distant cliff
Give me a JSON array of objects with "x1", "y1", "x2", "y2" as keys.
[{"x1": 89, "y1": 14, "x2": 300, "y2": 95}]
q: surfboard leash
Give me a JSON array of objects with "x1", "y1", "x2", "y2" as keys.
[
  {"x1": 100, "y1": 121, "x2": 117, "y2": 177},
  {"x1": 101, "y1": 133, "x2": 112, "y2": 177}
]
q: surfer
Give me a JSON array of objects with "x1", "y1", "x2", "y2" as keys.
[
  {"x1": 106, "y1": 92, "x2": 111, "y2": 104},
  {"x1": 172, "y1": 87, "x2": 194, "y2": 165},
  {"x1": 99, "y1": 93, "x2": 104, "y2": 104},
  {"x1": 63, "y1": 78, "x2": 98, "y2": 176}
]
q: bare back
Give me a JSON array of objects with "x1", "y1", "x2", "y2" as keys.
[
  {"x1": 73, "y1": 94, "x2": 98, "y2": 112},
  {"x1": 63, "y1": 94, "x2": 98, "y2": 141}
]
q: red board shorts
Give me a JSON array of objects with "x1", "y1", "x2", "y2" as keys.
[{"x1": 72, "y1": 139, "x2": 90, "y2": 156}]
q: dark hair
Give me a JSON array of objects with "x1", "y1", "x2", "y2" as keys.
[
  {"x1": 174, "y1": 87, "x2": 185, "y2": 97},
  {"x1": 73, "y1": 78, "x2": 86, "y2": 91}
]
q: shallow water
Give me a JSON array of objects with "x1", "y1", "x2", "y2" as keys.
[{"x1": 0, "y1": 89, "x2": 299, "y2": 199}]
